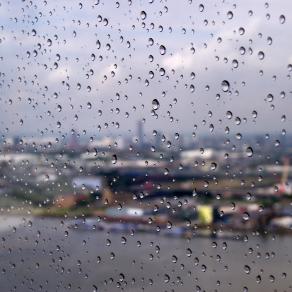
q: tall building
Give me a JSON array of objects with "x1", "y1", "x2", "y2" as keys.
[
  {"x1": 137, "y1": 120, "x2": 144, "y2": 147},
  {"x1": 154, "y1": 131, "x2": 161, "y2": 150},
  {"x1": 12, "y1": 135, "x2": 21, "y2": 151},
  {"x1": 67, "y1": 130, "x2": 80, "y2": 152}
]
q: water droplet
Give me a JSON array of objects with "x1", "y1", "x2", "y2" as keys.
[
  {"x1": 258, "y1": 51, "x2": 265, "y2": 60},
  {"x1": 243, "y1": 212, "x2": 250, "y2": 221},
  {"x1": 166, "y1": 221, "x2": 172, "y2": 229},
  {"x1": 152, "y1": 99, "x2": 160, "y2": 110},
  {"x1": 227, "y1": 11, "x2": 233, "y2": 19},
  {"x1": 279, "y1": 14, "x2": 286, "y2": 24},
  {"x1": 199, "y1": 4, "x2": 204, "y2": 12},
  {"x1": 171, "y1": 255, "x2": 178, "y2": 263},
  {"x1": 239, "y1": 27, "x2": 245, "y2": 35},
  {"x1": 201, "y1": 264, "x2": 207, "y2": 272},
  {"x1": 266, "y1": 93, "x2": 274, "y2": 102},
  {"x1": 235, "y1": 117, "x2": 241, "y2": 125},
  {"x1": 256, "y1": 275, "x2": 261, "y2": 283},
  {"x1": 140, "y1": 11, "x2": 147, "y2": 20},
  {"x1": 186, "y1": 248, "x2": 192, "y2": 257},
  {"x1": 164, "y1": 274, "x2": 170, "y2": 283},
  {"x1": 246, "y1": 147, "x2": 253, "y2": 157},
  {"x1": 221, "y1": 80, "x2": 230, "y2": 92},
  {"x1": 159, "y1": 45, "x2": 166, "y2": 55},
  {"x1": 232, "y1": 59, "x2": 239, "y2": 68},
  {"x1": 210, "y1": 162, "x2": 217, "y2": 170},
  {"x1": 226, "y1": 111, "x2": 233, "y2": 119},
  {"x1": 244, "y1": 265, "x2": 251, "y2": 274},
  {"x1": 269, "y1": 275, "x2": 275, "y2": 282},
  {"x1": 112, "y1": 154, "x2": 117, "y2": 164}
]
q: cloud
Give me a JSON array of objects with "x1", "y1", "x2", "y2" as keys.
[
  {"x1": 162, "y1": 52, "x2": 193, "y2": 70},
  {"x1": 163, "y1": 17, "x2": 262, "y2": 71},
  {"x1": 48, "y1": 66, "x2": 72, "y2": 83},
  {"x1": 97, "y1": 63, "x2": 120, "y2": 85}
]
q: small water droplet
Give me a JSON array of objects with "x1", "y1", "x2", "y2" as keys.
[
  {"x1": 159, "y1": 45, "x2": 166, "y2": 55},
  {"x1": 279, "y1": 14, "x2": 286, "y2": 24}
]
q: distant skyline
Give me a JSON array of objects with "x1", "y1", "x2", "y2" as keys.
[{"x1": 0, "y1": 0, "x2": 292, "y2": 139}]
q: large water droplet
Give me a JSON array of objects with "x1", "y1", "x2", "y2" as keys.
[
  {"x1": 258, "y1": 51, "x2": 265, "y2": 60},
  {"x1": 152, "y1": 99, "x2": 160, "y2": 110},
  {"x1": 227, "y1": 11, "x2": 233, "y2": 19},
  {"x1": 226, "y1": 111, "x2": 233, "y2": 119},
  {"x1": 164, "y1": 274, "x2": 170, "y2": 283},
  {"x1": 266, "y1": 93, "x2": 274, "y2": 102},
  {"x1": 221, "y1": 80, "x2": 230, "y2": 92},
  {"x1": 238, "y1": 27, "x2": 245, "y2": 35},
  {"x1": 140, "y1": 11, "x2": 147, "y2": 20},
  {"x1": 112, "y1": 154, "x2": 117, "y2": 164},
  {"x1": 244, "y1": 265, "x2": 251, "y2": 274},
  {"x1": 246, "y1": 147, "x2": 253, "y2": 157},
  {"x1": 232, "y1": 59, "x2": 239, "y2": 68}
]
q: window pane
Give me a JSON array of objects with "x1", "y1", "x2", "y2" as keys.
[{"x1": 0, "y1": 0, "x2": 291, "y2": 291}]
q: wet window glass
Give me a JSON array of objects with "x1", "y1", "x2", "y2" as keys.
[{"x1": 0, "y1": 0, "x2": 291, "y2": 291}]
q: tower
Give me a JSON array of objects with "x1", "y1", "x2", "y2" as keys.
[{"x1": 137, "y1": 120, "x2": 144, "y2": 147}]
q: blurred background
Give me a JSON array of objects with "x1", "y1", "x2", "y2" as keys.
[{"x1": 0, "y1": 0, "x2": 292, "y2": 291}]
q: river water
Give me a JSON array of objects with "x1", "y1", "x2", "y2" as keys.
[{"x1": 0, "y1": 216, "x2": 291, "y2": 292}]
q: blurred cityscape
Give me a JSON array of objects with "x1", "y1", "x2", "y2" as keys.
[{"x1": 1, "y1": 121, "x2": 292, "y2": 238}]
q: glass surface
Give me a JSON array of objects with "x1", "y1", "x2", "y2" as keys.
[{"x1": 0, "y1": 0, "x2": 291, "y2": 291}]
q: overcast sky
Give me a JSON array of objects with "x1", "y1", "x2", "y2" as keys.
[{"x1": 0, "y1": 0, "x2": 292, "y2": 141}]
